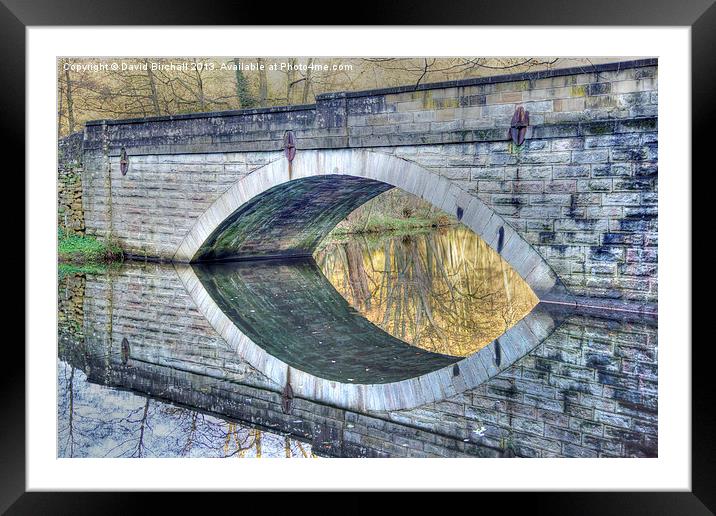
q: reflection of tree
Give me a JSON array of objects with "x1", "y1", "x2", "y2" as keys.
[
  {"x1": 58, "y1": 364, "x2": 76, "y2": 457},
  {"x1": 99, "y1": 397, "x2": 156, "y2": 458},
  {"x1": 58, "y1": 264, "x2": 319, "y2": 459},
  {"x1": 345, "y1": 241, "x2": 371, "y2": 309},
  {"x1": 135, "y1": 399, "x2": 150, "y2": 458},
  {"x1": 57, "y1": 357, "x2": 316, "y2": 458},
  {"x1": 316, "y1": 225, "x2": 538, "y2": 357},
  {"x1": 223, "y1": 425, "x2": 263, "y2": 458}
]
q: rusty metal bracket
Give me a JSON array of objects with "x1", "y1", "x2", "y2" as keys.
[
  {"x1": 283, "y1": 130, "x2": 297, "y2": 162},
  {"x1": 283, "y1": 131, "x2": 297, "y2": 179},
  {"x1": 281, "y1": 367, "x2": 294, "y2": 414},
  {"x1": 509, "y1": 106, "x2": 530, "y2": 146},
  {"x1": 121, "y1": 337, "x2": 130, "y2": 365},
  {"x1": 119, "y1": 147, "x2": 129, "y2": 176}
]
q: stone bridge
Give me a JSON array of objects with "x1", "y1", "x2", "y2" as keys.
[{"x1": 76, "y1": 59, "x2": 658, "y2": 312}]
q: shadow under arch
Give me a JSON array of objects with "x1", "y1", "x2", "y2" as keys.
[{"x1": 174, "y1": 149, "x2": 563, "y2": 300}]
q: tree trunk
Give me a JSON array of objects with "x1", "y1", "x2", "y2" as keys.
[
  {"x1": 233, "y1": 58, "x2": 255, "y2": 108},
  {"x1": 145, "y1": 60, "x2": 161, "y2": 115},
  {"x1": 257, "y1": 58, "x2": 268, "y2": 106},
  {"x1": 302, "y1": 58, "x2": 313, "y2": 104},
  {"x1": 64, "y1": 68, "x2": 75, "y2": 134},
  {"x1": 345, "y1": 241, "x2": 371, "y2": 309},
  {"x1": 194, "y1": 62, "x2": 206, "y2": 111},
  {"x1": 286, "y1": 58, "x2": 297, "y2": 104}
]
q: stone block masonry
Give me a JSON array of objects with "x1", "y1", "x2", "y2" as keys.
[
  {"x1": 68, "y1": 58, "x2": 657, "y2": 309},
  {"x1": 384, "y1": 124, "x2": 657, "y2": 305},
  {"x1": 58, "y1": 132, "x2": 85, "y2": 235},
  {"x1": 58, "y1": 272, "x2": 86, "y2": 344},
  {"x1": 388, "y1": 312, "x2": 657, "y2": 458},
  {"x1": 81, "y1": 150, "x2": 272, "y2": 259}
]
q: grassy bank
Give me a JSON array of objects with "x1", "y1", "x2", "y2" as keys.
[
  {"x1": 58, "y1": 230, "x2": 123, "y2": 265},
  {"x1": 328, "y1": 212, "x2": 455, "y2": 237},
  {"x1": 325, "y1": 188, "x2": 459, "y2": 240}
]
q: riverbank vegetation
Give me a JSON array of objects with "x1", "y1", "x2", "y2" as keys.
[
  {"x1": 325, "y1": 189, "x2": 457, "y2": 242},
  {"x1": 58, "y1": 262, "x2": 123, "y2": 280},
  {"x1": 58, "y1": 229, "x2": 123, "y2": 265}
]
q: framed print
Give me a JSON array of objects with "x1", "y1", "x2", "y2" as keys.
[{"x1": 7, "y1": 0, "x2": 710, "y2": 512}]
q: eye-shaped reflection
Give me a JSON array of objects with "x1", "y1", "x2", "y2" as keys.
[
  {"x1": 315, "y1": 225, "x2": 539, "y2": 357},
  {"x1": 193, "y1": 259, "x2": 460, "y2": 384},
  {"x1": 194, "y1": 225, "x2": 539, "y2": 384}
]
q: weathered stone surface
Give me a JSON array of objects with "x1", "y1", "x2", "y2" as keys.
[{"x1": 58, "y1": 132, "x2": 85, "y2": 235}]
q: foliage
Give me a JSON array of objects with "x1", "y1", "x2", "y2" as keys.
[
  {"x1": 329, "y1": 214, "x2": 453, "y2": 238},
  {"x1": 58, "y1": 261, "x2": 124, "y2": 280},
  {"x1": 58, "y1": 229, "x2": 123, "y2": 264},
  {"x1": 401, "y1": 206, "x2": 415, "y2": 218},
  {"x1": 234, "y1": 62, "x2": 256, "y2": 109},
  {"x1": 325, "y1": 188, "x2": 456, "y2": 239}
]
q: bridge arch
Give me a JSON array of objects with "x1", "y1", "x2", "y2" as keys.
[
  {"x1": 173, "y1": 148, "x2": 566, "y2": 411},
  {"x1": 174, "y1": 148, "x2": 561, "y2": 299}
]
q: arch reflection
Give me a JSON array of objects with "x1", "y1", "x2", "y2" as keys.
[{"x1": 315, "y1": 225, "x2": 539, "y2": 357}]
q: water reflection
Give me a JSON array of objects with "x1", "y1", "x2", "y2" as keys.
[
  {"x1": 315, "y1": 225, "x2": 539, "y2": 357},
  {"x1": 56, "y1": 227, "x2": 658, "y2": 458},
  {"x1": 194, "y1": 259, "x2": 460, "y2": 384},
  {"x1": 57, "y1": 360, "x2": 315, "y2": 458}
]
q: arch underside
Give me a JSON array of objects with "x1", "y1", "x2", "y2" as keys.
[{"x1": 194, "y1": 175, "x2": 393, "y2": 262}]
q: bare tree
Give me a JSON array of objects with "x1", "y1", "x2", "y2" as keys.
[
  {"x1": 301, "y1": 58, "x2": 314, "y2": 104},
  {"x1": 64, "y1": 68, "x2": 75, "y2": 133},
  {"x1": 145, "y1": 59, "x2": 161, "y2": 115},
  {"x1": 57, "y1": 56, "x2": 611, "y2": 136},
  {"x1": 257, "y1": 58, "x2": 268, "y2": 105},
  {"x1": 285, "y1": 57, "x2": 297, "y2": 104}
]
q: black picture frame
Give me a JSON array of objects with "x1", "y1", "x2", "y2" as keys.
[{"x1": 5, "y1": 0, "x2": 708, "y2": 512}]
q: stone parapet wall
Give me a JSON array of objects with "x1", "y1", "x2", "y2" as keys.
[
  {"x1": 82, "y1": 59, "x2": 657, "y2": 156},
  {"x1": 341, "y1": 61, "x2": 657, "y2": 148}
]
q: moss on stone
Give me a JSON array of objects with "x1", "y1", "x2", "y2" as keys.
[
  {"x1": 582, "y1": 121, "x2": 615, "y2": 135},
  {"x1": 421, "y1": 90, "x2": 434, "y2": 109},
  {"x1": 570, "y1": 85, "x2": 587, "y2": 97}
]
